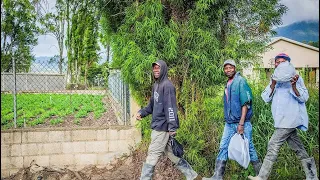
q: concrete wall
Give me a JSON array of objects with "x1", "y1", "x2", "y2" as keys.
[
  {"x1": 1, "y1": 126, "x2": 141, "y2": 178},
  {"x1": 1, "y1": 73, "x2": 66, "y2": 92},
  {"x1": 130, "y1": 95, "x2": 141, "y2": 126}
]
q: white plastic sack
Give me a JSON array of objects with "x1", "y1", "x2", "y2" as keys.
[
  {"x1": 271, "y1": 61, "x2": 296, "y2": 82},
  {"x1": 228, "y1": 133, "x2": 250, "y2": 169}
]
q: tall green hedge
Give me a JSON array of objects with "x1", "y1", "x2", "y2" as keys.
[{"x1": 98, "y1": 0, "x2": 318, "y2": 179}]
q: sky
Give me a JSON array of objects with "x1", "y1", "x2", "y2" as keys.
[
  {"x1": 32, "y1": 0, "x2": 319, "y2": 57},
  {"x1": 280, "y1": 0, "x2": 319, "y2": 26}
]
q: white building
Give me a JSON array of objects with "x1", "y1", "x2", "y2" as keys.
[{"x1": 243, "y1": 37, "x2": 319, "y2": 84}]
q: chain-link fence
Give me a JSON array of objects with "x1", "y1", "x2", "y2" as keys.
[
  {"x1": 108, "y1": 69, "x2": 130, "y2": 125},
  {"x1": 1, "y1": 58, "x2": 130, "y2": 129}
]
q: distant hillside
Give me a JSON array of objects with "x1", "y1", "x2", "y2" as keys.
[
  {"x1": 31, "y1": 56, "x2": 66, "y2": 73},
  {"x1": 274, "y1": 21, "x2": 319, "y2": 43}
]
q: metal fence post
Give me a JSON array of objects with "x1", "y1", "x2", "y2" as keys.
[
  {"x1": 123, "y1": 81, "x2": 127, "y2": 125},
  {"x1": 12, "y1": 57, "x2": 17, "y2": 128}
]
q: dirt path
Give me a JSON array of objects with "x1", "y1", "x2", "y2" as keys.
[{"x1": 3, "y1": 146, "x2": 184, "y2": 180}]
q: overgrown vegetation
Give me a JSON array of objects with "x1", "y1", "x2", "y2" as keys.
[
  {"x1": 1, "y1": 94, "x2": 106, "y2": 129},
  {"x1": 1, "y1": 0, "x2": 318, "y2": 179},
  {"x1": 97, "y1": 1, "x2": 318, "y2": 179}
]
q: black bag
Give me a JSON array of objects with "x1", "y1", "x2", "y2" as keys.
[{"x1": 169, "y1": 136, "x2": 184, "y2": 158}]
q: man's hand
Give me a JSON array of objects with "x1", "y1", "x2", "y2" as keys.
[
  {"x1": 290, "y1": 74, "x2": 299, "y2": 86},
  {"x1": 291, "y1": 74, "x2": 301, "y2": 96},
  {"x1": 270, "y1": 78, "x2": 277, "y2": 89},
  {"x1": 136, "y1": 113, "x2": 142, "y2": 121},
  {"x1": 169, "y1": 131, "x2": 176, "y2": 137},
  {"x1": 237, "y1": 124, "x2": 244, "y2": 134}
]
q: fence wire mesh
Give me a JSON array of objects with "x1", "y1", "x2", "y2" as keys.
[
  {"x1": 1, "y1": 58, "x2": 130, "y2": 129},
  {"x1": 108, "y1": 69, "x2": 130, "y2": 125}
]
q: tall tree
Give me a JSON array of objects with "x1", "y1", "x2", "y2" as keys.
[
  {"x1": 40, "y1": 0, "x2": 66, "y2": 74},
  {"x1": 65, "y1": 0, "x2": 100, "y2": 85},
  {"x1": 97, "y1": 0, "x2": 133, "y2": 63},
  {"x1": 1, "y1": 0, "x2": 40, "y2": 72},
  {"x1": 99, "y1": 0, "x2": 287, "y2": 105},
  {"x1": 83, "y1": 9, "x2": 100, "y2": 87}
]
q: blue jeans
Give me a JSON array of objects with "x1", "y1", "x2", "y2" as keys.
[{"x1": 217, "y1": 122, "x2": 259, "y2": 161}]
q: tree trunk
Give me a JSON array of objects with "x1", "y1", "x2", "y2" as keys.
[
  {"x1": 106, "y1": 45, "x2": 110, "y2": 62},
  {"x1": 84, "y1": 61, "x2": 88, "y2": 89},
  {"x1": 58, "y1": 16, "x2": 65, "y2": 74},
  {"x1": 74, "y1": 58, "x2": 78, "y2": 83}
]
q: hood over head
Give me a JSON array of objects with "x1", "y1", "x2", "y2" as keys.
[{"x1": 152, "y1": 60, "x2": 168, "y2": 83}]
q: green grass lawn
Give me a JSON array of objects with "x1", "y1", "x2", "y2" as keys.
[{"x1": 1, "y1": 93, "x2": 106, "y2": 129}]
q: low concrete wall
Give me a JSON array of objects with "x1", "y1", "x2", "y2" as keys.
[
  {"x1": 1, "y1": 73, "x2": 66, "y2": 92},
  {"x1": 1, "y1": 126, "x2": 141, "y2": 178}
]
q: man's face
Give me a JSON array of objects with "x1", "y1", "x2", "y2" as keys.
[
  {"x1": 275, "y1": 58, "x2": 286, "y2": 68},
  {"x1": 153, "y1": 64, "x2": 161, "y2": 79},
  {"x1": 224, "y1": 64, "x2": 236, "y2": 78}
]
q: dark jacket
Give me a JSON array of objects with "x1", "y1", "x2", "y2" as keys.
[
  {"x1": 138, "y1": 60, "x2": 179, "y2": 132},
  {"x1": 223, "y1": 72, "x2": 253, "y2": 123}
]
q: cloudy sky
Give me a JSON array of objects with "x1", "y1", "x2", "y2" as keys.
[
  {"x1": 280, "y1": 0, "x2": 319, "y2": 26},
  {"x1": 32, "y1": 0, "x2": 319, "y2": 57}
]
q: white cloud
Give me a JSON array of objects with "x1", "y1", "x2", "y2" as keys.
[
  {"x1": 33, "y1": 35, "x2": 63, "y2": 57},
  {"x1": 280, "y1": 0, "x2": 319, "y2": 26}
]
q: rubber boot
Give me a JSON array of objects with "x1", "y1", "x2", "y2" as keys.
[
  {"x1": 176, "y1": 158, "x2": 200, "y2": 180},
  {"x1": 301, "y1": 157, "x2": 319, "y2": 180},
  {"x1": 202, "y1": 160, "x2": 227, "y2": 180},
  {"x1": 251, "y1": 160, "x2": 262, "y2": 176},
  {"x1": 140, "y1": 163, "x2": 155, "y2": 180},
  {"x1": 248, "y1": 159, "x2": 273, "y2": 180}
]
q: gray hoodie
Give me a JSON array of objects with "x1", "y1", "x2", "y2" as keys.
[{"x1": 138, "y1": 60, "x2": 179, "y2": 132}]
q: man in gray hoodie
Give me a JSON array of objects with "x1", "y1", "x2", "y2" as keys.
[{"x1": 137, "y1": 60, "x2": 200, "y2": 180}]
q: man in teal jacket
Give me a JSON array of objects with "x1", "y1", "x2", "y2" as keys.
[{"x1": 203, "y1": 59, "x2": 261, "y2": 180}]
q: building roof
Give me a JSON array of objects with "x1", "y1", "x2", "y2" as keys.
[{"x1": 268, "y1": 36, "x2": 319, "y2": 52}]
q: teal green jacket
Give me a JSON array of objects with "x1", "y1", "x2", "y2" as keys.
[{"x1": 223, "y1": 72, "x2": 253, "y2": 123}]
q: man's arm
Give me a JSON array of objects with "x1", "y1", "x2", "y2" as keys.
[
  {"x1": 261, "y1": 79, "x2": 276, "y2": 103},
  {"x1": 290, "y1": 75, "x2": 309, "y2": 103},
  {"x1": 269, "y1": 79, "x2": 277, "y2": 97},
  {"x1": 237, "y1": 105, "x2": 248, "y2": 134},
  {"x1": 137, "y1": 87, "x2": 154, "y2": 119},
  {"x1": 238, "y1": 79, "x2": 252, "y2": 134},
  {"x1": 163, "y1": 85, "x2": 179, "y2": 133}
]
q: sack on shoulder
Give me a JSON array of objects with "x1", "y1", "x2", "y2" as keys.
[{"x1": 170, "y1": 136, "x2": 184, "y2": 158}]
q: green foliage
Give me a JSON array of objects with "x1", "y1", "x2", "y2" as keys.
[
  {"x1": 74, "y1": 118, "x2": 81, "y2": 125},
  {"x1": 1, "y1": 94, "x2": 107, "y2": 129},
  {"x1": 65, "y1": 0, "x2": 101, "y2": 85},
  {"x1": 75, "y1": 110, "x2": 88, "y2": 118},
  {"x1": 50, "y1": 118, "x2": 64, "y2": 125},
  {"x1": 86, "y1": 61, "x2": 109, "y2": 87},
  {"x1": 104, "y1": 0, "x2": 288, "y2": 113},
  {"x1": 303, "y1": 40, "x2": 319, "y2": 48},
  {"x1": 97, "y1": 1, "x2": 318, "y2": 179},
  {"x1": 1, "y1": 0, "x2": 40, "y2": 72}
]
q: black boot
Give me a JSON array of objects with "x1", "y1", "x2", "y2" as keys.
[
  {"x1": 202, "y1": 160, "x2": 227, "y2": 180},
  {"x1": 140, "y1": 163, "x2": 155, "y2": 180},
  {"x1": 176, "y1": 158, "x2": 199, "y2": 180},
  {"x1": 248, "y1": 159, "x2": 273, "y2": 180},
  {"x1": 301, "y1": 157, "x2": 319, "y2": 180},
  {"x1": 251, "y1": 160, "x2": 262, "y2": 176}
]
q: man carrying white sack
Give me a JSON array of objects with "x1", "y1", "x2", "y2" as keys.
[{"x1": 248, "y1": 53, "x2": 318, "y2": 180}]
